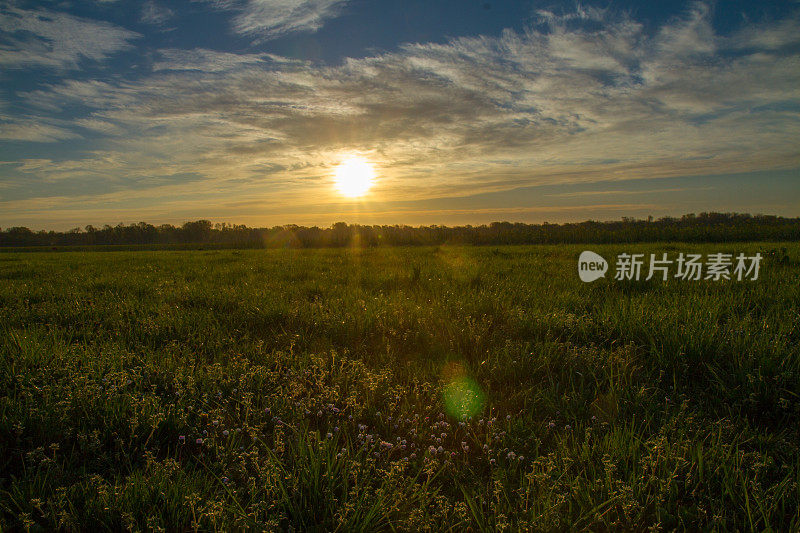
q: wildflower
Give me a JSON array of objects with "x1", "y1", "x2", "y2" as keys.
[
  {"x1": 221, "y1": 477, "x2": 229, "y2": 484},
  {"x1": 548, "y1": 421, "x2": 556, "y2": 429},
  {"x1": 507, "y1": 451, "x2": 516, "y2": 460},
  {"x1": 506, "y1": 415, "x2": 511, "y2": 421},
  {"x1": 410, "y1": 453, "x2": 417, "y2": 460},
  {"x1": 196, "y1": 438, "x2": 203, "y2": 445},
  {"x1": 565, "y1": 424, "x2": 572, "y2": 431},
  {"x1": 326, "y1": 432, "x2": 333, "y2": 439},
  {"x1": 490, "y1": 458, "x2": 496, "y2": 466},
  {"x1": 202, "y1": 430, "x2": 208, "y2": 436},
  {"x1": 222, "y1": 430, "x2": 229, "y2": 437},
  {"x1": 212, "y1": 420, "x2": 219, "y2": 426},
  {"x1": 334, "y1": 426, "x2": 340, "y2": 432},
  {"x1": 437, "y1": 446, "x2": 444, "y2": 454},
  {"x1": 265, "y1": 407, "x2": 271, "y2": 415},
  {"x1": 179, "y1": 435, "x2": 186, "y2": 444}
]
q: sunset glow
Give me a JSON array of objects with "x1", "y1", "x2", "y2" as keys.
[{"x1": 333, "y1": 157, "x2": 376, "y2": 198}]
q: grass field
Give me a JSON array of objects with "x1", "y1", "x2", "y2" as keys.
[{"x1": 1, "y1": 243, "x2": 799, "y2": 531}]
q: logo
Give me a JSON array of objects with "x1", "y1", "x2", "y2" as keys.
[
  {"x1": 578, "y1": 250, "x2": 608, "y2": 282},
  {"x1": 578, "y1": 251, "x2": 763, "y2": 282}
]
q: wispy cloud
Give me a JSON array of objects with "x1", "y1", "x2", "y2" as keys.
[
  {"x1": 140, "y1": 1, "x2": 174, "y2": 26},
  {"x1": 3, "y1": 2, "x2": 800, "y2": 223},
  {"x1": 200, "y1": 0, "x2": 350, "y2": 40},
  {"x1": 0, "y1": 6, "x2": 140, "y2": 70}
]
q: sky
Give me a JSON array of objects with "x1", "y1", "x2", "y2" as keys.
[{"x1": 1, "y1": 0, "x2": 799, "y2": 230}]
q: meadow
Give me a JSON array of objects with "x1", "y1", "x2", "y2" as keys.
[{"x1": 1, "y1": 243, "x2": 798, "y2": 531}]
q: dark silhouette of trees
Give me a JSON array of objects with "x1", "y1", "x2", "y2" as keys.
[{"x1": 1, "y1": 213, "x2": 798, "y2": 249}]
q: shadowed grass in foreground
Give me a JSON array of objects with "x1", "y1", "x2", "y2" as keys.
[{"x1": 1, "y1": 243, "x2": 799, "y2": 530}]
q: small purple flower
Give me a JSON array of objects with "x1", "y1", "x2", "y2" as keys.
[
  {"x1": 221, "y1": 477, "x2": 229, "y2": 484},
  {"x1": 179, "y1": 435, "x2": 186, "y2": 444},
  {"x1": 222, "y1": 430, "x2": 229, "y2": 437},
  {"x1": 326, "y1": 432, "x2": 333, "y2": 439},
  {"x1": 410, "y1": 453, "x2": 417, "y2": 459},
  {"x1": 548, "y1": 421, "x2": 556, "y2": 429},
  {"x1": 565, "y1": 424, "x2": 572, "y2": 431},
  {"x1": 196, "y1": 438, "x2": 203, "y2": 445}
]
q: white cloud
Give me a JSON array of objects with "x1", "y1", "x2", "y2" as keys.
[
  {"x1": 140, "y1": 1, "x2": 174, "y2": 26},
  {"x1": 0, "y1": 118, "x2": 80, "y2": 142},
  {"x1": 200, "y1": 0, "x2": 349, "y2": 39},
  {"x1": 152, "y1": 48, "x2": 272, "y2": 72},
  {"x1": 0, "y1": 6, "x2": 140, "y2": 70},
  {"x1": 4, "y1": 3, "x2": 800, "y2": 215}
]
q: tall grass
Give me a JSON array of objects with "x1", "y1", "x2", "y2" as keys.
[{"x1": 1, "y1": 243, "x2": 798, "y2": 530}]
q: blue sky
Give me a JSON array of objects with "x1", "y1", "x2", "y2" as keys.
[{"x1": 1, "y1": 0, "x2": 799, "y2": 229}]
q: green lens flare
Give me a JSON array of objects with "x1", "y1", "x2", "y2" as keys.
[{"x1": 443, "y1": 376, "x2": 485, "y2": 420}]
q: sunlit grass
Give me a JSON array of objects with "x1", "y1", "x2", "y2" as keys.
[{"x1": 0, "y1": 243, "x2": 798, "y2": 530}]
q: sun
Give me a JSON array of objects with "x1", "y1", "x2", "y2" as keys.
[{"x1": 333, "y1": 156, "x2": 375, "y2": 197}]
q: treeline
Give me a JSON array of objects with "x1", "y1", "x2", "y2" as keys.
[{"x1": 1, "y1": 213, "x2": 798, "y2": 248}]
